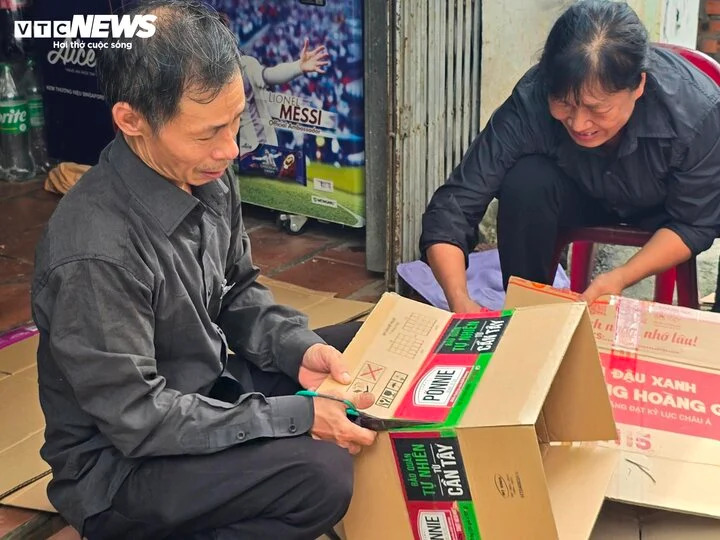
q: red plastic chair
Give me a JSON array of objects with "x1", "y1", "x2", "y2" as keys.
[{"x1": 554, "y1": 44, "x2": 720, "y2": 309}]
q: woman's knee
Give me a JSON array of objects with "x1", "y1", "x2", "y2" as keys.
[{"x1": 499, "y1": 155, "x2": 565, "y2": 207}]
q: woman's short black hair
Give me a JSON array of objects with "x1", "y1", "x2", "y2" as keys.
[
  {"x1": 96, "y1": 0, "x2": 241, "y2": 132},
  {"x1": 539, "y1": 0, "x2": 649, "y2": 102}
]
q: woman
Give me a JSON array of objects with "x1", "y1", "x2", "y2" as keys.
[{"x1": 421, "y1": 0, "x2": 720, "y2": 311}]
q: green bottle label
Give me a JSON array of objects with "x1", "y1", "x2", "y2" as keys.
[
  {"x1": 0, "y1": 100, "x2": 29, "y2": 134},
  {"x1": 28, "y1": 97, "x2": 44, "y2": 129}
]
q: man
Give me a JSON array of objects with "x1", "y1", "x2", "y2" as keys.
[
  {"x1": 421, "y1": 1, "x2": 720, "y2": 311},
  {"x1": 31, "y1": 1, "x2": 375, "y2": 538}
]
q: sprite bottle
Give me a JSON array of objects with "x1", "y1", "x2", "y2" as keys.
[
  {"x1": 22, "y1": 58, "x2": 50, "y2": 173},
  {"x1": 0, "y1": 61, "x2": 34, "y2": 182}
]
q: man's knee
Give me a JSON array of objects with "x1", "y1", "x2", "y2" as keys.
[
  {"x1": 303, "y1": 441, "x2": 354, "y2": 519},
  {"x1": 499, "y1": 155, "x2": 564, "y2": 210}
]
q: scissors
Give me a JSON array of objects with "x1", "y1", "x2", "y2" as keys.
[{"x1": 296, "y1": 390, "x2": 431, "y2": 431}]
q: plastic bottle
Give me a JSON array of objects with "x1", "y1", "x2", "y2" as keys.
[
  {"x1": 0, "y1": 61, "x2": 35, "y2": 182},
  {"x1": 22, "y1": 58, "x2": 50, "y2": 172}
]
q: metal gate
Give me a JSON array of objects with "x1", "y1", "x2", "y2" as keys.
[{"x1": 364, "y1": 0, "x2": 482, "y2": 285}]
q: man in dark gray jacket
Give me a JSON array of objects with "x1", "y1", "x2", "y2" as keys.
[{"x1": 31, "y1": 2, "x2": 375, "y2": 538}]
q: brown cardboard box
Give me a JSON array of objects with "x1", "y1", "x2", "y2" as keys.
[
  {"x1": 591, "y1": 501, "x2": 720, "y2": 539},
  {"x1": 0, "y1": 279, "x2": 373, "y2": 513},
  {"x1": 257, "y1": 276, "x2": 374, "y2": 329},
  {"x1": 505, "y1": 277, "x2": 720, "y2": 519},
  {"x1": 0, "y1": 326, "x2": 50, "y2": 507},
  {"x1": 320, "y1": 292, "x2": 618, "y2": 539}
]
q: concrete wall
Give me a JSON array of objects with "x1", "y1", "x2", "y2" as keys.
[
  {"x1": 479, "y1": 0, "x2": 571, "y2": 128},
  {"x1": 479, "y1": 0, "x2": 700, "y2": 128}
]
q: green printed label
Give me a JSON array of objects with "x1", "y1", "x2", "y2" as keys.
[
  {"x1": 0, "y1": 100, "x2": 29, "y2": 134},
  {"x1": 391, "y1": 432, "x2": 481, "y2": 539},
  {"x1": 438, "y1": 315, "x2": 510, "y2": 355}
]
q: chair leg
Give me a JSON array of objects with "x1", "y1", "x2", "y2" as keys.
[
  {"x1": 676, "y1": 257, "x2": 699, "y2": 309},
  {"x1": 569, "y1": 241, "x2": 595, "y2": 292},
  {"x1": 654, "y1": 268, "x2": 676, "y2": 306}
]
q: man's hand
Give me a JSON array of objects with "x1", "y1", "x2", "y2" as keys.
[
  {"x1": 298, "y1": 38, "x2": 330, "y2": 74},
  {"x1": 449, "y1": 295, "x2": 485, "y2": 314},
  {"x1": 299, "y1": 343, "x2": 350, "y2": 391},
  {"x1": 311, "y1": 392, "x2": 377, "y2": 455},
  {"x1": 581, "y1": 268, "x2": 628, "y2": 305}
]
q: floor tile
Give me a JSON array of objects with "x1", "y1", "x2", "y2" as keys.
[
  {"x1": 0, "y1": 192, "x2": 59, "y2": 232},
  {"x1": 345, "y1": 278, "x2": 386, "y2": 303},
  {"x1": 0, "y1": 506, "x2": 36, "y2": 535},
  {"x1": 0, "y1": 178, "x2": 44, "y2": 201},
  {"x1": 0, "y1": 225, "x2": 45, "y2": 264},
  {"x1": 0, "y1": 195, "x2": 58, "y2": 260},
  {"x1": 272, "y1": 257, "x2": 380, "y2": 298},
  {"x1": 48, "y1": 524, "x2": 82, "y2": 540},
  {"x1": 0, "y1": 256, "x2": 33, "y2": 285},
  {"x1": 317, "y1": 243, "x2": 366, "y2": 268},
  {"x1": 0, "y1": 282, "x2": 32, "y2": 334},
  {"x1": 25, "y1": 187, "x2": 62, "y2": 202},
  {"x1": 248, "y1": 226, "x2": 335, "y2": 274}
]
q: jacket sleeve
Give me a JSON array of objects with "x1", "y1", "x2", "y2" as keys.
[
  {"x1": 36, "y1": 259, "x2": 313, "y2": 458},
  {"x1": 664, "y1": 102, "x2": 720, "y2": 254},
  {"x1": 420, "y1": 69, "x2": 550, "y2": 265}
]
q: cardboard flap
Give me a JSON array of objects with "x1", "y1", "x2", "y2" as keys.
[
  {"x1": 505, "y1": 277, "x2": 720, "y2": 371},
  {"x1": 606, "y1": 450, "x2": 720, "y2": 519},
  {"x1": 344, "y1": 433, "x2": 412, "y2": 539},
  {"x1": 0, "y1": 367, "x2": 43, "y2": 452},
  {"x1": 1, "y1": 473, "x2": 54, "y2": 513},
  {"x1": 460, "y1": 303, "x2": 586, "y2": 428},
  {"x1": 258, "y1": 275, "x2": 374, "y2": 329},
  {"x1": 319, "y1": 293, "x2": 452, "y2": 420},
  {"x1": 0, "y1": 334, "x2": 38, "y2": 374},
  {"x1": 504, "y1": 282, "x2": 616, "y2": 442},
  {"x1": 544, "y1": 444, "x2": 620, "y2": 540},
  {"x1": 458, "y1": 426, "x2": 559, "y2": 539},
  {"x1": 541, "y1": 308, "x2": 617, "y2": 442},
  {"x1": 0, "y1": 365, "x2": 50, "y2": 499}
]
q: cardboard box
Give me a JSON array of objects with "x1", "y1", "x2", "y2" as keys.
[
  {"x1": 591, "y1": 501, "x2": 720, "y2": 539},
  {"x1": 0, "y1": 325, "x2": 51, "y2": 505},
  {"x1": 257, "y1": 276, "x2": 374, "y2": 329},
  {"x1": 505, "y1": 277, "x2": 720, "y2": 519},
  {"x1": 320, "y1": 292, "x2": 618, "y2": 539}
]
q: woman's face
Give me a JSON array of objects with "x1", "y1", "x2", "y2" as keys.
[{"x1": 548, "y1": 73, "x2": 646, "y2": 148}]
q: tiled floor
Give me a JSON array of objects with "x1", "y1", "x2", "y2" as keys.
[{"x1": 0, "y1": 177, "x2": 383, "y2": 538}]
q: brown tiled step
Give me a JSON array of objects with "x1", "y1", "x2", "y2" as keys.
[{"x1": 0, "y1": 506, "x2": 65, "y2": 540}]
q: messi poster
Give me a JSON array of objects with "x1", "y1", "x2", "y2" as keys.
[{"x1": 209, "y1": 0, "x2": 366, "y2": 227}]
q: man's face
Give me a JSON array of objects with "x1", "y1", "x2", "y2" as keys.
[
  {"x1": 548, "y1": 74, "x2": 645, "y2": 148},
  {"x1": 140, "y1": 74, "x2": 245, "y2": 188}
]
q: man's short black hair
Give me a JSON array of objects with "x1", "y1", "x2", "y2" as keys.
[
  {"x1": 539, "y1": 0, "x2": 649, "y2": 102},
  {"x1": 96, "y1": 0, "x2": 241, "y2": 132}
]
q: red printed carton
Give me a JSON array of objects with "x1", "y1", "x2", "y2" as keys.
[
  {"x1": 506, "y1": 278, "x2": 720, "y2": 519},
  {"x1": 320, "y1": 292, "x2": 618, "y2": 539}
]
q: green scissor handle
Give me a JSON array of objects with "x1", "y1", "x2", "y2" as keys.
[{"x1": 296, "y1": 390, "x2": 360, "y2": 417}]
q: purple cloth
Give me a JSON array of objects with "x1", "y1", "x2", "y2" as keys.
[{"x1": 397, "y1": 249, "x2": 570, "y2": 311}]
